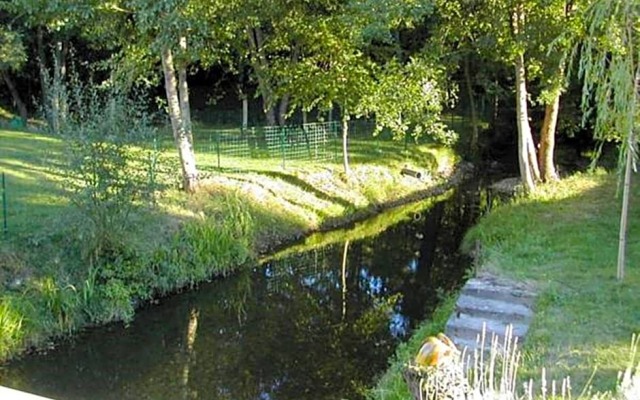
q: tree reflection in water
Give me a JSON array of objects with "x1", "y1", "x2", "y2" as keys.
[{"x1": 1, "y1": 185, "x2": 485, "y2": 400}]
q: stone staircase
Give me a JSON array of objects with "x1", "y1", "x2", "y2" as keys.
[{"x1": 445, "y1": 271, "x2": 537, "y2": 353}]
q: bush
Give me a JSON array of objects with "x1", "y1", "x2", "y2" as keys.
[{"x1": 56, "y1": 84, "x2": 159, "y2": 266}]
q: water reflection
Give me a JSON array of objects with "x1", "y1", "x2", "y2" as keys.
[{"x1": 1, "y1": 184, "x2": 484, "y2": 400}]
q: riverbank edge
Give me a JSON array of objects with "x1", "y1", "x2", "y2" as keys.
[
  {"x1": 255, "y1": 162, "x2": 475, "y2": 255},
  {"x1": 0, "y1": 161, "x2": 474, "y2": 364}
]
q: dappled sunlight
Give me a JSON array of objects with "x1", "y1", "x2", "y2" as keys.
[{"x1": 531, "y1": 172, "x2": 611, "y2": 204}]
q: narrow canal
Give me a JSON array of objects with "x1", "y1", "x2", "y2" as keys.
[{"x1": 0, "y1": 180, "x2": 489, "y2": 400}]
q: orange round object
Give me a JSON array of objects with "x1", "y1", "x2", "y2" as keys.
[{"x1": 414, "y1": 333, "x2": 458, "y2": 367}]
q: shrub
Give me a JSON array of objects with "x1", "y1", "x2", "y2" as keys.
[{"x1": 56, "y1": 84, "x2": 159, "y2": 266}]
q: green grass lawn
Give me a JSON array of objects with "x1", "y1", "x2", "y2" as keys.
[{"x1": 0, "y1": 129, "x2": 68, "y2": 238}]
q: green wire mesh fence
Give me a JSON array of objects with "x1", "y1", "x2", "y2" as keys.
[{"x1": 192, "y1": 120, "x2": 398, "y2": 171}]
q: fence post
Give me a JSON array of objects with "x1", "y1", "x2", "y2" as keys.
[
  {"x1": 149, "y1": 138, "x2": 158, "y2": 205},
  {"x1": 2, "y1": 172, "x2": 7, "y2": 237},
  {"x1": 215, "y1": 131, "x2": 221, "y2": 170},
  {"x1": 280, "y1": 126, "x2": 286, "y2": 169}
]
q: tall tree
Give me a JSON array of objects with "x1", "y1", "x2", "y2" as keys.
[
  {"x1": 273, "y1": 11, "x2": 374, "y2": 175},
  {"x1": 577, "y1": 0, "x2": 639, "y2": 280},
  {"x1": 435, "y1": 0, "x2": 580, "y2": 191},
  {"x1": 273, "y1": 0, "x2": 445, "y2": 174},
  {"x1": 0, "y1": 26, "x2": 28, "y2": 123},
  {"x1": 3, "y1": 0, "x2": 80, "y2": 133},
  {"x1": 88, "y1": 0, "x2": 237, "y2": 191},
  {"x1": 534, "y1": 1, "x2": 583, "y2": 182}
]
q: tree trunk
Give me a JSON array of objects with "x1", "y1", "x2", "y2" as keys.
[
  {"x1": 538, "y1": 93, "x2": 560, "y2": 182},
  {"x1": 247, "y1": 27, "x2": 278, "y2": 126},
  {"x1": 1, "y1": 71, "x2": 28, "y2": 123},
  {"x1": 36, "y1": 27, "x2": 48, "y2": 108},
  {"x1": 341, "y1": 113, "x2": 350, "y2": 175},
  {"x1": 277, "y1": 94, "x2": 290, "y2": 126},
  {"x1": 527, "y1": 129, "x2": 541, "y2": 182},
  {"x1": 242, "y1": 95, "x2": 249, "y2": 128},
  {"x1": 36, "y1": 28, "x2": 56, "y2": 133},
  {"x1": 177, "y1": 37, "x2": 193, "y2": 144},
  {"x1": 617, "y1": 69, "x2": 639, "y2": 281},
  {"x1": 51, "y1": 39, "x2": 67, "y2": 135},
  {"x1": 161, "y1": 46, "x2": 199, "y2": 192},
  {"x1": 514, "y1": 53, "x2": 536, "y2": 192},
  {"x1": 265, "y1": 103, "x2": 277, "y2": 126},
  {"x1": 463, "y1": 55, "x2": 479, "y2": 157},
  {"x1": 617, "y1": 132, "x2": 633, "y2": 281}
]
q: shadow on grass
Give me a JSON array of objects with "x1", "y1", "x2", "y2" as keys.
[{"x1": 241, "y1": 169, "x2": 355, "y2": 209}]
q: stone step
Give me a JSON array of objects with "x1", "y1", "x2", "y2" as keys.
[
  {"x1": 450, "y1": 337, "x2": 480, "y2": 354},
  {"x1": 455, "y1": 294, "x2": 534, "y2": 322},
  {"x1": 445, "y1": 314, "x2": 529, "y2": 346},
  {"x1": 461, "y1": 278, "x2": 536, "y2": 306}
]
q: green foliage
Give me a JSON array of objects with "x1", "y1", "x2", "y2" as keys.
[
  {"x1": 578, "y1": 0, "x2": 639, "y2": 147},
  {"x1": 56, "y1": 85, "x2": 159, "y2": 265},
  {"x1": 0, "y1": 297, "x2": 24, "y2": 360},
  {"x1": 0, "y1": 27, "x2": 26, "y2": 72},
  {"x1": 31, "y1": 276, "x2": 79, "y2": 334},
  {"x1": 165, "y1": 193, "x2": 255, "y2": 283},
  {"x1": 360, "y1": 57, "x2": 457, "y2": 145}
]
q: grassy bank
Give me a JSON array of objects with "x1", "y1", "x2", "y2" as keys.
[
  {"x1": 371, "y1": 171, "x2": 640, "y2": 399},
  {"x1": 0, "y1": 126, "x2": 459, "y2": 362}
]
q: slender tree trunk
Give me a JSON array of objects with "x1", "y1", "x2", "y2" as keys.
[
  {"x1": 514, "y1": 53, "x2": 536, "y2": 192},
  {"x1": 492, "y1": 81, "x2": 499, "y2": 129},
  {"x1": 1, "y1": 71, "x2": 28, "y2": 123},
  {"x1": 617, "y1": 69, "x2": 639, "y2": 281},
  {"x1": 177, "y1": 37, "x2": 193, "y2": 144},
  {"x1": 161, "y1": 46, "x2": 199, "y2": 192},
  {"x1": 341, "y1": 113, "x2": 350, "y2": 175},
  {"x1": 617, "y1": 132, "x2": 633, "y2": 281},
  {"x1": 527, "y1": 130, "x2": 541, "y2": 181},
  {"x1": 242, "y1": 95, "x2": 249, "y2": 128},
  {"x1": 463, "y1": 55, "x2": 479, "y2": 157},
  {"x1": 50, "y1": 39, "x2": 68, "y2": 135},
  {"x1": 36, "y1": 27, "x2": 49, "y2": 110},
  {"x1": 247, "y1": 27, "x2": 278, "y2": 126},
  {"x1": 538, "y1": 92, "x2": 561, "y2": 181},
  {"x1": 277, "y1": 94, "x2": 290, "y2": 126}
]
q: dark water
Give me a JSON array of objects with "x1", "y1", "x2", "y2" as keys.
[{"x1": 0, "y1": 183, "x2": 486, "y2": 400}]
